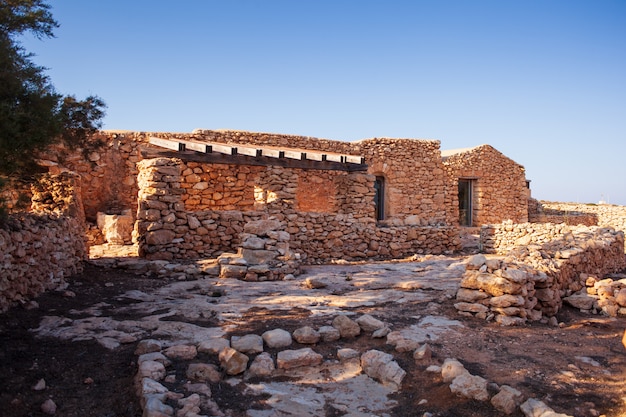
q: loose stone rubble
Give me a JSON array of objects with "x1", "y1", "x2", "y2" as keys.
[{"x1": 456, "y1": 223, "x2": 626, "y2": 323}]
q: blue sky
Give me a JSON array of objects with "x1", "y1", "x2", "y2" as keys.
[{"x1": 22, "y1": 1, "x2": 626, "y2": 205}]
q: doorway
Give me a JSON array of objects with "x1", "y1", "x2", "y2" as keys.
[
  {"x1": 374, "y1": 176, "x2": 385, "y2": 221},
  {"x1": 458, "y1": 179, "x2": 474, "y2": 226}
]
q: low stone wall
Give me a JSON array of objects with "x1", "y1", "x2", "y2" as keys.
[
  {"x1": 135, "y1": 158, "x2": 460, "y2": 264},
  {"x1": 456, "y1": 223, "x2": 625, "y2": 324},
  {"x1": 530, "y1": 201, "x2": 626, "y2": 235},
  {"x1": 0, "y1": 173, "x2": 87, "y2": 312},
  {"x1": 0, "y1": 214, "x2": 86, "y2": 312}
]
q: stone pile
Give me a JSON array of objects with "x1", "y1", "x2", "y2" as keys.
[
  {"x1": 564, "y1": 274, "x2": 626, "y2": 317},
  {"x1": 456, "y1": 224, "x2": 625, "y2": 324},
  {"x1": 217, "y1": 218, "x2": 301, "y2": 281},
  {"x1": 133, "y1": 313, "x2": 407, "y2": 417}
]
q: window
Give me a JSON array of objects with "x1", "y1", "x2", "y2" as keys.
[{"x1": 374, "y1": 176, "x2": 385, "y2": 221}]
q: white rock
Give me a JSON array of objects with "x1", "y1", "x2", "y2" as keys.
[
  {"x1": 337, "y1": 348, "x2": 360, "y2": 360},
  {"x1": 277, "y1": 348, "x2": 323, "y2": 369},
  {"x1": 292, "y1": 326, "x2": 320, "y2": 344},
  {"x1": 138, "y1": 352, "x2": 171, "y2": 367},
  {"x1": 231, "y1": 334, "x2": 264, "y2": 354},
  {"x1": 520, "y1": 398, "x2": 572, "y2": 417},
  {"x1": 413, "y1": 344, "x2": 432, "y2": 361},
  {"x1": 198, "y1": 337, "x2": 230, "y2": 354},
  {"x1": 262, "y1": 328, "x2": 293, "y2": 348},
  {"x1": 372, "y1": 326, "x2": 391, "y2": 338},
  {"x1": 491, "y1": 385, "x2": 523, "y2": 414},
  {"x1": 138, "y1": 360, "x2": 166, "y2": 381},
  {"x1": 135, "y1": 339, "x2": 163, "y2": 355},
  {"x1": 41, "y1": 399, "x2": 57, "y2": 415},
  {"x1": 164, "y1": 344, "x2": 197, "y2": 360},
  {"x1": 332, "y1": 315, "x2": 361, "y2": 338},
  {"x1": 360, "y1": 349, "x2": 406, "y2": 390},
  {"x1": 33, "y1": 378, "x2": 46, "y2": 391},
  {"x1": 248, "y1": 352, "x2": 275, "y2": 377},
  {"x1": 441, "y1": 358, "x2": 468, "y2": 383},
  {"x1": 318, "y1": 326, "x2": 341, "y2": 342},
  {"x1": 449, "y1": 372, "x2": 490, "y2": 401},
  {"x1": 143, "y1": 394, "x2": 174, "y2": 417},
  {"x1": 356, "y1": 314, "x2": 385, "y2": 332},
  {"x1": 139, "y1": 378, "x2": 169, "y2": 396}
]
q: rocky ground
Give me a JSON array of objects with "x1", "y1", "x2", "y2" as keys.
[{"x1": 1, "y1": 248, "x2": 625, "y2": 417}]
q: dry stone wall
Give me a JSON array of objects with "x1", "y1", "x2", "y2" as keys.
[
  {"x1": 0, "y1": 173, "x2": 87, "y2": 312},
  {"x1": 442, "y1": 145, "x2": 529, "y2": 225},
  {"x1": 135, "y1": 158, "x2": 459, "y2": 263},
  {"x1": 456, "y1": 222, "x2": 626, "y2": 324},
  {"x1": 531, "y1": 201, "x2": 626, "y2": 236}
]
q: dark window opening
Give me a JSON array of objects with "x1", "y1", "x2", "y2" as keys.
[
  {"x1": 374, "y1": 176, "x2": 385, "y2": 221},
  {"x1": 458, "y1": 179, "x2": 474, "y2": 226}
]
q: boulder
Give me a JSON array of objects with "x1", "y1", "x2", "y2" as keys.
[
  {"x1": 218, "y1": 347, "x2": 249, "y2": 375},
  {"x1": 360, "y1": 349, "x2": 406, "y2": 390},
  {"x1": 277, "y1": 348, "x2": 323, "y2": 370},
  {"x1": 332, "y1": 315, "x2": 361, "y2": 338},
  {"x1": 262, "y1": 328, "x2": 293, "y2": 348}
]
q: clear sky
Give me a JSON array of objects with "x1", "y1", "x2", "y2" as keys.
[{"x1": 21, "y1": 1, "x2": 626, "y2": 205}]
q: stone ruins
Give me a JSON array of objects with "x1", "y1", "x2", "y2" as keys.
[
  {"x1": 1, "y1": 128, "x2": 625, "y2": 313},
  {"x1": 1, "y1": 128, "x2": 626, "y2": 417}
]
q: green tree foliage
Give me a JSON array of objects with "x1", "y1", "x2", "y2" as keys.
[{"x1": 0, "y1": 0, "x2": 105, "y2": 220}]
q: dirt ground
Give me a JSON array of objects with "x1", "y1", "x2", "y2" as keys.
[{"x1": 1, "y1": 262, "x2": 625, "y2": 417}]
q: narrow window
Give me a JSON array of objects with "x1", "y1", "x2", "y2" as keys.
[
  {"x1": 374, "y1": 176, "x2": 385, "y2": 221},
  {"x1": 458, "y1": 179, "x2": 474, "y2": 226}
]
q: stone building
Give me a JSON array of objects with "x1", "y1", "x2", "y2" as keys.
[
  {"x1": 441, "y1": 145, "x2": 529, "y2": 226},
  {"x1": 31, "y1": 129, "x2": 531, "y2": 263}
]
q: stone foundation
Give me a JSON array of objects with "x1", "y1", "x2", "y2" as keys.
[{"x1": 456, "y1": 223, "x2": 626, "y2": 323}]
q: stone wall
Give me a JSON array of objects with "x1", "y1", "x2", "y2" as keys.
[
  {"x1": 442, "y1": 145, "x2": 529, "y2": 226},
  {"x1": 135, "y1": 158, "x2": 460, "y2": 263},
  {"x1": 530, "y1": 201, "x2": 626, "y2": 234},
  {"x1": 456, "y1": 223, "x2": 625, "y2": 324},
  {"x1": 0, "y1": 173, "x2": 87, "y2": 312}
]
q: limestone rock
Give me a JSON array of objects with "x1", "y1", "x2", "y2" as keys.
[
  {"x1": 231, "y1": 334, "x2": 264, "y2": 354},
  {"x1": 337, "y1": 348, "x2": 360, "y2": 360},
  {"x1": 491, "y1": 385, "x2": 523, "y2": 415},
  {"x1": 332, "y1": 315, "x2": 361, "y2": 338},
  {"x1": 292, "y1": 326, "x2": 320, "y2": 344},
  {"x1": 164, "y1": 344, "x2": 197, "y2": 360},
  {"x1": 360, "y1": 349, "x2": 406, "y2": 390},
  {"x1": 198, "y1": 338, "x2": 230, "y2": 354},
  {"x1": 41, "y1": 399, "x2": 57, "y2": 415},
  {"x1": 441, "y1": 358, "x2": 468, "y2": 383},
  {"x1": 520, "y1": 398, "x2": 572, "y2": 417},
  {"x1": 138, "y1": 360, "x2": 166, "y2": 381},
  {"x1": 564, "y1": 291, "x2": 597, "y2": 310},
  {"x1": 248, "y1": 352, "x2": 275, "y2": 377},
  {"x1": 135, "y1": 339, "x2": 163, "y2": 355},
  {"x1": 319, "y1": 326, "x2": 341, "y2": 342},
  {"x1": 449, "y1": 372, "x2": 490, "y2": 401},
  {"x1": 277, "y1": 348, "x2": 323, "y2": 370},
  {"x1": 143, "y1": 395, "x2": 174, "y2": 417},
  {"x1": 218, "y1": 347, "x2": 249, "y2": 375},
  {"x1": 413, "y1": 344, "x2": 432, "y2": 361},
  {"x1": 356, "y1": 314, "x2": 385, "y2": 332},
  {"x1": 244, "y1": 219, "x2": 282, "y2": 236},
  {"x1": 262, "y1": 328, "x2": 293, "y2": 348}
]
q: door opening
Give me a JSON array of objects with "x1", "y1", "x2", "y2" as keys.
[
  {"x1": 374, "y1": 176, "x2": 385, "y2": 221},
  {"x1": 458, "y1": 179, "x2": 474, "y2": 226}
]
